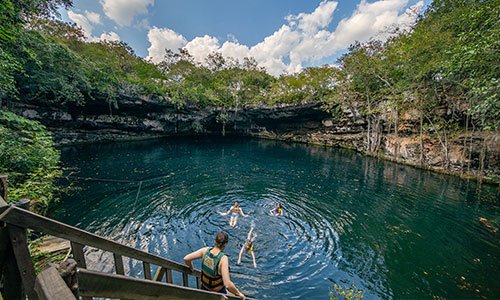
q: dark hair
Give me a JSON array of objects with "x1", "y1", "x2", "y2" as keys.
[{"x1": 215, "y1": 231, "x2": 229, "y2": 248}]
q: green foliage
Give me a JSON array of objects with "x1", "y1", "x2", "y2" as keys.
[
  {"x1": 0, "y1": 111, "x2": 62, "y2": 209},
  {"x1": 268, "y1": 66, "x2": 337, "y2": 105},
  {"x1": 330, "y1": 283, "x2": 364, "y2": 300}
]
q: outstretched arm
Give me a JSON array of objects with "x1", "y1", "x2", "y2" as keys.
[
  {"x1": 247, "y1": 227, "x2": 254, "y2": 240},
  {"x1": 183, "y1": 247, "x2": 207, "y2": 271},
  {"x1": 220, "y1": 256, "x2": 245, "y2": 299},
  {"x1": 225, "y1": 206, "x2": 234, "y2": 215},
  {"x1": 239, "y1": 208, "x2": 247, "y2": 217}
]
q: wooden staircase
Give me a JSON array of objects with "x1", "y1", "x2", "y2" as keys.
[{"x1": 0, "y1": 176, "x2": 250, "y2": 300}]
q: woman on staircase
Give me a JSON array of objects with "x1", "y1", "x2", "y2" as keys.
[{"x1": 184, "y1": 231, "x2": 246, "y2": 299}]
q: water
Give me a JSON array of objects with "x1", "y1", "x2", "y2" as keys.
[{"x1": 51, "y1": 137, "x2": 500, "y2": 299}]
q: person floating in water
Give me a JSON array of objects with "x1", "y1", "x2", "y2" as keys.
[
  {"x1": 184, "y1": 231, "x2": 246, "y2": 299},
  {"x1": 238, "y1": 226, "x2": 257, "y2": 268},
  {"x1": 270, "y1": 202, "x2": 283, "y2": 216},
  {"x1": 223, "y1": 201, "x2": 247, "y2": 227}
]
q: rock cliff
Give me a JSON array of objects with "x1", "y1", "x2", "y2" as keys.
[{"x1": 6, "y1": 96, "x2": 499, "y2": 182}]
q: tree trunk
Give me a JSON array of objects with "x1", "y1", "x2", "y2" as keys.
[
  {"x1": 367, "y1": 117, "x2": 371, "y2": 153},
  {"x1": 366, "y1": 88, "x2": 372, "y2": 153},
  {"x1": 444, "y1": 131, "x2": 449, "y2": 170},
  {"x1": 478, "y1": 135, "x2": 487, "y2": 185},
  {"x1": 420, "y1": 110, "x2": 424, "y2": 166},
  {"x1": 394, "y1": 109, "x2": 399, "y2": 161},
  {"x1": 467, "y1": 122, "x2": 475, "y2": 173},
  {"x1": 461, "y1": 112, "x2": 469, "y2": 175}
]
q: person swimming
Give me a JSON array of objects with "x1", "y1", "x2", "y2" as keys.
[
  {"x1": 224, "y1": 201, "x2": 247, "y2": 227},
  {"x1": 237, "y1": 226, "x2": 257, "y2": 268},
  {"x1": 270, "y1": 202, "x2": 283, "y2": 216}
]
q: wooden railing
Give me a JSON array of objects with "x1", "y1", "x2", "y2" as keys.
[{"x1": 0, "y1": 177, "x2": 251, "y2": 300}]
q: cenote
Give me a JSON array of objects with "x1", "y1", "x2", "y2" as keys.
[{"x1": 50, "y1": 137, "x2": 499, "y2": 299}]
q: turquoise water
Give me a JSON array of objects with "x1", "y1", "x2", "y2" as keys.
[{"x1": 51, "y1": 138, "x2": 500, "y2": 299}]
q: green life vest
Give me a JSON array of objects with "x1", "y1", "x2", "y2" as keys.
[{"x1": 201, "y1": 247, "x2": 225, "y2": 291}]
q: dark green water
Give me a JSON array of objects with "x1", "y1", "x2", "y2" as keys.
[{"x1": 51, "y1": 138, "x2": 499, "y2": 299}]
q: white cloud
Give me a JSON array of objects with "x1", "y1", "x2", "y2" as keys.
[
  {"x1": 329, "y1": 0, "x2": 423, "y2": 50},
  {"x1": 98, "y1": 31, "x2": 121, "y2": 42},
  {"x1": 288, "y1": 0, "x2": 338, "y2": 34},
  {"x1": 68, "y1": 10, "x2": 94, "y2": 38},
  {"x1": 85, "y1": 11, "x2": 101, "y2": 25},
  {"x1": 219, "y1": 42, "x2": 250, "y2": 63},
  {"x1": 147, "y1": 27, "x2": 188, "y2": 63},
  {"x1": 100, "y1": 0, "x2": 154, "y2": 27},
  {"x1": 67, "y1": 9, "x2": 121, "y2": 42},
  {"x1": 146, "y1": 0, "x2": 423, "y2": 76},
  {"x1": 184, "y1": 35, "x2": 220, "y2": 63}
]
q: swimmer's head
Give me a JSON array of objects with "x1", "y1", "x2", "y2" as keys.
[
  {"x1": 215, "y1": 231, "x2": 229, "y2": 249},
  {"x1": 234, "y1": 201, "x2": 239, "y2": 207}
]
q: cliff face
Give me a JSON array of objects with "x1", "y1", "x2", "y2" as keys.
[
  {"x1": 9, "y1": 97, "x2": 332, "y2": 143},
  {"x1": 7, "y1": 96, "x2": 499, "y2": 182}
]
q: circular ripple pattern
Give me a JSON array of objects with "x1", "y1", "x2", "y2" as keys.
[{"x1": 51, "y1": 138, "x2": 500, "y2": 299}]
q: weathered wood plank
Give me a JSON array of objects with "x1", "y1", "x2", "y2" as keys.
[
  {"x1": 8, "y1": 224, "x2": 38, "y2": 300},
  {"x1": 113, "y1": 253, "x2": 124, "y2": 275},
  {"x1": 34, "y1": 267, "x2": 76, "y2": 300},
  {"x1": 77, "y1": 268, "x2": 241, "y2": 300},
  {"x1": 182, "y1": 272, "x2": 189, "y2": 287},
  {"x1": 143, "y1": 262, "x2": 151, "y2": 280},
  {"x1": 0, "y1": 224, "x2": 8, "y2": 278},
  {"x1": 69, "y1": 243, "x2": 91, "y2": 300},
  {"x1": 153, "y1": 266, "x2": 165, "y2": 282},
  {"x1": 70, "y1": 242, "x2": 87, "y2": 269},
  {"x1": 0, "y1": 207, "x2": 201, "y2": 277},
  {"x1": 0, "y1": 175, "x2": 8, "y2": 202},
  {"x1": 36, "y1": 236, "x2": 70, "y2": 254},
  {"x1": 1, "y1": 224, "x2": 23, "y2": 300},
  {"x1": 166, "y1": 268, "x2": 173, "y2": 284}
]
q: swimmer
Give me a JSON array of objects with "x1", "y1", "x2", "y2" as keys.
[
  {"x1": 237, "y1": 226, "x2": 257, "y2": 268},
  {"x1": 270, "y1": 202, "x2": 283, "y2": 216},
  {"x1": 224, "y1": 201, "x2": 247, "y2": 227}
]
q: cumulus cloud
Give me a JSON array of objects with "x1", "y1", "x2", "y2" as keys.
[
  {"x1": 67, "y1": 9, "x2": 121, "y2": 42},
  {"x1": 329, "y1": 0, "x2": 424, "y2": 50},
  {"x1": 68, "y1": 10, "x2": 96, "y2": 38},
  {"x1": 146, "y1": 0, "x2": 423, "y2": 75},
  {"x1": 99, "y1": 31, "x2": 121, "y2": 42},
  {"x1": 185, "y1": 36, "x2": 221, "y2": 63},
  {"x1": 147, "y1": 27, "x2": 188, "y2": 63},
  {"x1": 100, "y1": 0, "x2": 154, "y2": 27},
  {"x1": 84, "y1": 11, "x2": 101, "y2": 25}
]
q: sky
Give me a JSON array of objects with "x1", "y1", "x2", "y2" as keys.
[{"x1": 60, "y1": 0, "x2": 431, "y2": 76}]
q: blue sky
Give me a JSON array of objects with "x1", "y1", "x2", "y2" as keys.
[{"x1": 61, "y1": 0, "x2": 431, "y2": 75}]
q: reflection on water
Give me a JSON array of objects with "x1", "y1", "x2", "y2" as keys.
[{"x1": 51, "y1": 137, "x2": 500, "y2": 299}]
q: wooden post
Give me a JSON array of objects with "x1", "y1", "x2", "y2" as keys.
[
  {"x1": 153, "y1": 267, "x2": 165, "y2": 282},
  {"x1": 0, "y1": 175, "x2": 7, "y2": 202},
  {"x1": 1, "y1": 206, "x2": 24, "y2": 300},
  {"x1": 8, "y1": 200, "x2": 38, "y2": 300},
  {"x1": 113, "y1": 253, "x2": 124, "y2": 275},
  {"x1": 196, "y1": 276, "x2": 201, "y2": 289},
  {"x1": 143, "y1": 262, "x2": 151, "y2": 280},
  {"x1": 70, "y1": 242, "x2": 87, "y2": 269},
  {"x1": 166, "y1": 269, "x2": 173, "y2": 284},
  {"x1": 182, "y1": 272, "x2": 189, "y2": 287}
]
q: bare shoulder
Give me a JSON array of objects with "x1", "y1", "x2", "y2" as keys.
[{"x1": 220, "y1": 254, "x2": 229, "y2": 264}]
